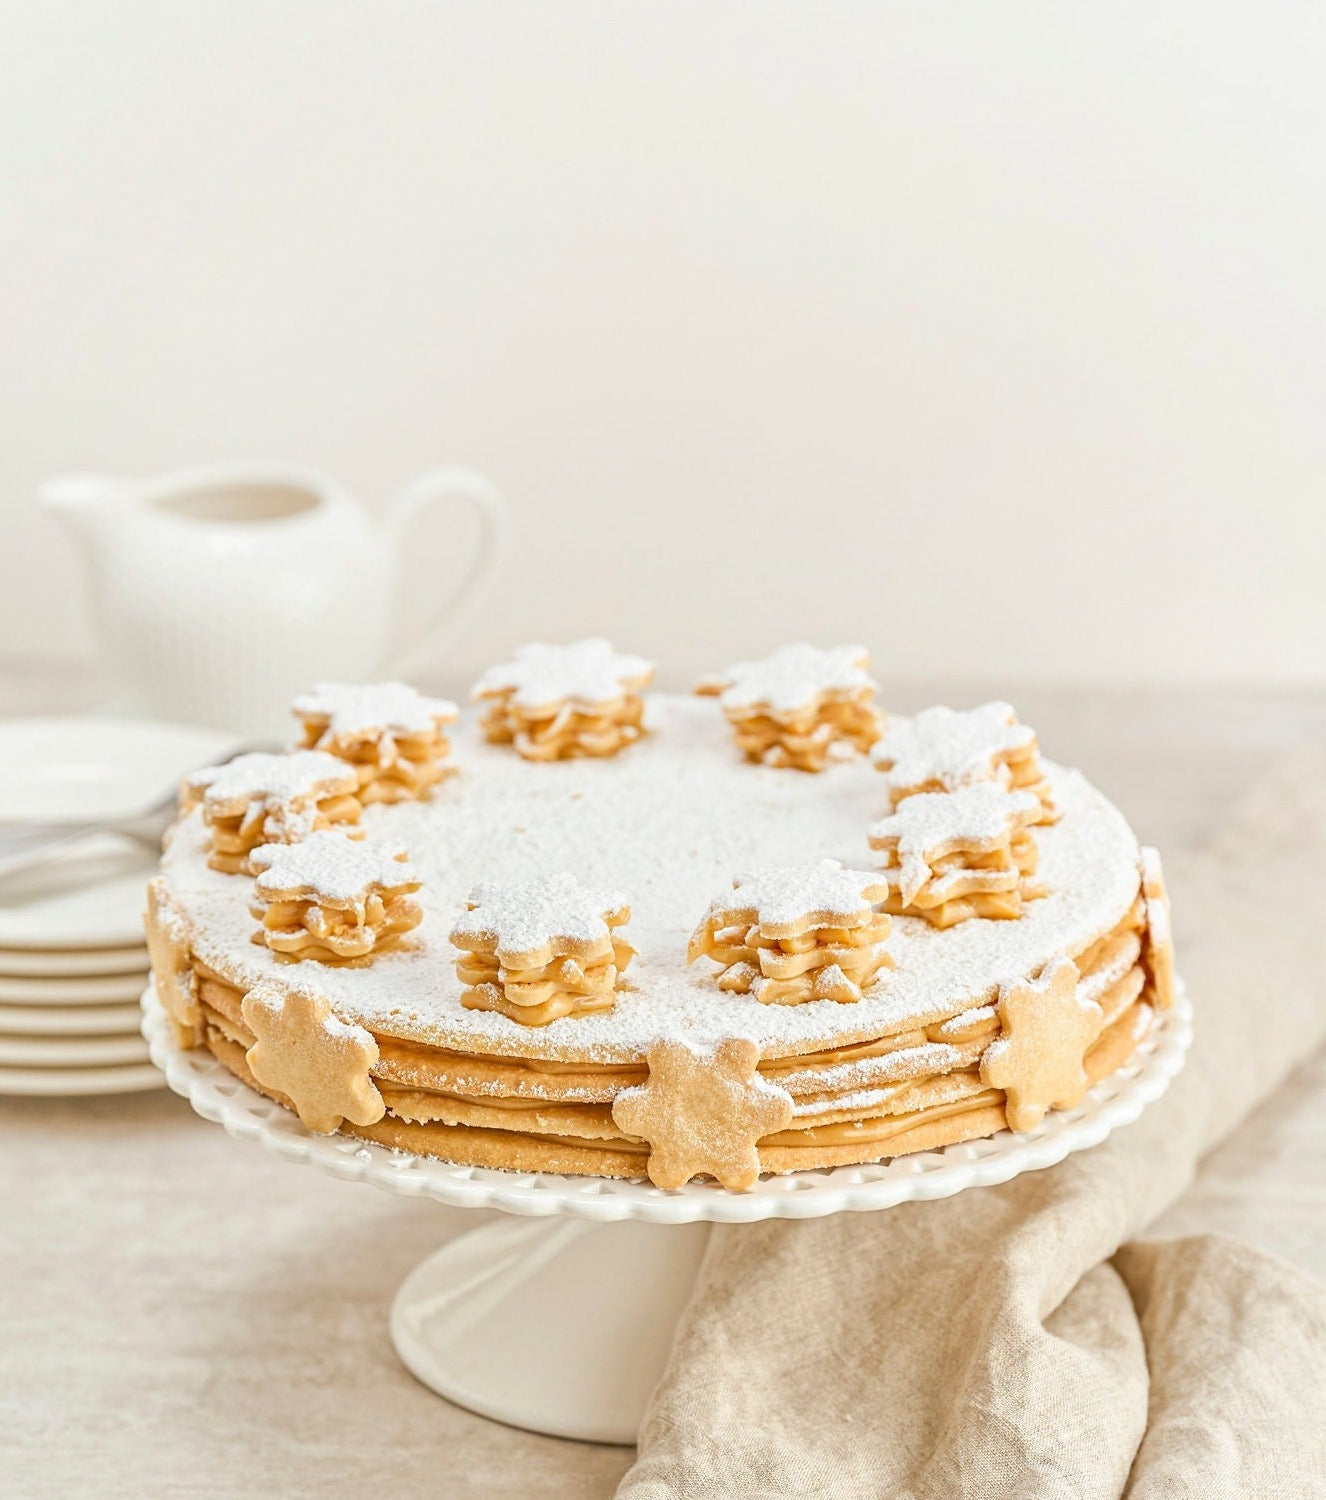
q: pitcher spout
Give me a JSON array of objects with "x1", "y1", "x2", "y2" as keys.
[{"x1": 38, "y1": 473, "x2": 143, "y2": 549}]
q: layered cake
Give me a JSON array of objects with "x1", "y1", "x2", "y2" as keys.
[{"x1": 146, "y1": 644, "x2": 1176, "y2": 1191}]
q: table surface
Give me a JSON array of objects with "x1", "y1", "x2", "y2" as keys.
[{"x1": 2, "y1": 675, "x2": 1324, "y2": 1500}]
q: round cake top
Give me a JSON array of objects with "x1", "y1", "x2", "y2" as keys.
[{"x1": 161, "y1": 696, "x2": 1142, "y2": 1064}]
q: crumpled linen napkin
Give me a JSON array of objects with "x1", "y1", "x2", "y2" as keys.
[{"x1": 618, "y1": 750, "x2": 1326, "y2": 1499}]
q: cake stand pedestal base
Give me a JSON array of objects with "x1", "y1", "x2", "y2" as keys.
[{"x1": 390, "y1": 1215, "x2": 711, "y2": 1444}]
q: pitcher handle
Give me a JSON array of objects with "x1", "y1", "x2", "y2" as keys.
[{"x1": 384, "y1": 467, "x2": 509, "y2": 681}]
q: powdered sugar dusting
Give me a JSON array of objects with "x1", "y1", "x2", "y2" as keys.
[
  {"x1": 774, "y1": 1041, "x2": 964, "y2": 1096},
  {"x1": 792, "y1": 1070, "x2": 985, "y2": 1119},
  {"x1": 871, "y1": 703, "x2": 1034, "y2": 794},
  {"x1": 472, "y1": 639, "x2": 654, "y2": 713},
  {"x1": 293, "y1": 681, "x2": 458, "y2": 739},
  {"x1": 932, "y1": 1005, "x2": 997, "y2": 1039},
  {"x1": 149, "y1": 880, "x2": 192, "y2": 948},
  {"x1": 161, "y1": 696, "x2": 1142, "y2": 1064},
  {"x1": 324, "y1": 1011, "x2": 374, "y2": 1046},
  {"x1": 793, "y1": 1084, "x2": 905, "y2": 1118},
  {"x1": 251, "y1": 831, "x2": 417, "y2": 904},
  {"x1": 701, "y1": 643, "x2": 876, "y2": 714},
  {"x1": 1079, "y1": 933, "x2": 1142, "y2": 1006}
]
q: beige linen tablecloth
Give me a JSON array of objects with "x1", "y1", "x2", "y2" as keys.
[{"x1": 617, "y1": 751, "x2": 1326, "y2": 1498}]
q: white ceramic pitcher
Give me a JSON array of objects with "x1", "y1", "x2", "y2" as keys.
[{"x1": 41, "y1": 463, "x2": 508, "y2": 736}]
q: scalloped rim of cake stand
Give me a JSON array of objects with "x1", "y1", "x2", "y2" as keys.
[{"x1": 141, "y1": 981, "x2": 1192, "y2": 1225}]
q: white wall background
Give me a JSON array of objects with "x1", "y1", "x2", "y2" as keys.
[{"x1": 1, "y1": 0, "x2": 1323, "y2": 689}]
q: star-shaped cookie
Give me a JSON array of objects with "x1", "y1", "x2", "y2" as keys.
[
  {"x1": 451, "y1": 872, "x2": 631, "y2": 969},
  {"x1": 242, "y1": 982, "x2": 385, "y2": 1134},
  {"x1": 871, "y1": 703, "x2": 1035, "y2": 799},
  {"x1": 612, "y1": 1037, "x2": 794, "y2": 1190},
  {"x1": 144, "y1": 876, "x2": 201, "y2": 1048},
  {"x1": 695, "y1": 644, "x2": 884, "y2": 771},
  {"x1": 868, "y1": 782, "x2": 1043, "y2": 905},
  {"x1": 184, "y1": 749, "x2": 358, "y2": 830},
  {"x1": 251, "y1": 832, "x2": 418, "y2": 908},
  {"x1": 1140, "y1": 847, "x2": 1177, "y2": 1010},
  {"x1": 979, "y1": 957, "x2": 1100, "y2": 1131},
  {"x1": 472, "y1": 638, "x2": 654, "y2": 715},
  {"x1": 692, "y1": 860, "x2": 890, "y2": 944},
  {"x1": 696, "y1": 643, "x2": 878, "y2": 715},
  {"x1": 292, "y1": 680, "x2": 459, "y2": 749}
]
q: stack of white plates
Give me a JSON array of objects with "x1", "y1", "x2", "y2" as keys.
[{"x1": 0, "y1": 718, "x2": 238, "y2": 1097}]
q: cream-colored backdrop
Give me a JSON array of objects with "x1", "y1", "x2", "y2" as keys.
[{"x1": 2, "y1": 1, "x2": 1323, "y2": 688}]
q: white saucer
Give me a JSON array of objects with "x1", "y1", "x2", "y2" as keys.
[
  {"x1": 0, "y1": 944, "x2": 149, "y2": 978},
  {"x1": 0, "y1": 1032, "x2": 151, "y2": 1067},
  {"x1": 0, "y1": 717, "x2": 238, "y2": 824},
  {"x1": 0, "y1": 1000, "x2": 145, "y2": 1036},
  {"x1": 0, "y1": 1061, "x2": 163, "y2": 1096},
  {"x1": 0, "y1": 970, "x2": 149, "y2": 1005}
]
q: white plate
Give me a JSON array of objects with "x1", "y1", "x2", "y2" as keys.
[
  {"x1": 0, "y1": 1000, "x2": 145, "y2": 1036},
  {"x1": 0, "y1": 943, "x2": 149, "y2": 978},
  {"x1": 0, "y1": 1060, "x2": 163, "y2": 1096},
  {"x1": 0, "y1": 717, "x2": 239, "y2": 824},
  {"x1": 0, "y1": 1032, "x2": 151, "y2": 1067},
  {"x1": 0, "y1": 834, "x2": 156, "y2": 950},
  {"x1": 0, "y1": 969, "x2": 149, "y2": 1005}
]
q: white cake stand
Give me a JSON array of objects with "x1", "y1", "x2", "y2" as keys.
[{"x1": 142, "y1": 983, "x2": 1192, "y2": 1444}]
